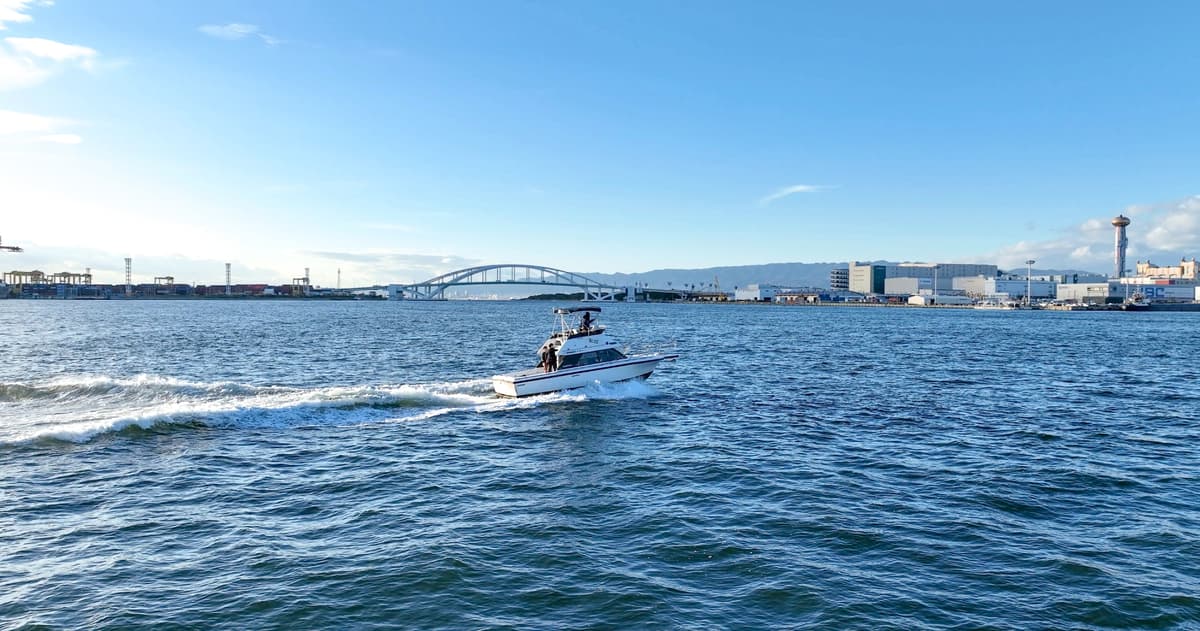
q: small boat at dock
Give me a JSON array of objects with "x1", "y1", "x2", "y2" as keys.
[
  {"x1": 1122, "y1": 292, "x2": 1151, "y2": 311},
  {"x1": 491, "y1": 307, "x2": 678, "y2": 397}
]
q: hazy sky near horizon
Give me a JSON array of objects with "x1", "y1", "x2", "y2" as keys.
[{"x1": 2, "y1": 0, "x2": 1199, "y2": 286}]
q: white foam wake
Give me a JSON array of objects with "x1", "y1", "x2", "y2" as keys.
[{"x1": 0, "y1": 374, "x2": 661, "y2": 445}]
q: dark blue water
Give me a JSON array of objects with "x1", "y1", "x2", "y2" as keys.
[{"x1": 2, "y1": 301, "x2": 1198, "y2": 628}]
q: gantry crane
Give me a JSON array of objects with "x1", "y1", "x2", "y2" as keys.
[{"x1": 0, "y1": 235, "x2": 23, "y2": 253}]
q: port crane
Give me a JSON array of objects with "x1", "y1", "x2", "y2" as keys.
[{"x1": 0, "y1": 235, "x2": 23, "y2": 253}]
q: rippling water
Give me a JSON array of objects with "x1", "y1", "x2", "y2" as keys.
[{"x1": 2, "y1": 300, "x2": 1198, "y2": 628}]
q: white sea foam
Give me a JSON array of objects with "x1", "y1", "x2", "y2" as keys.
[{"x1": 0, "y1": 373, "x2": 661, "y2": 445}]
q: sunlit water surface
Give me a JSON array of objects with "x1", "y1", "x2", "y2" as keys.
[{"x1": 1, "y1": 300, "x2": 1197, "y2": 628}]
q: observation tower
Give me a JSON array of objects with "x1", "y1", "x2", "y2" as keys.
[{"x1": 1112, "y1": 215, "x2": 1130, "y2": 278}]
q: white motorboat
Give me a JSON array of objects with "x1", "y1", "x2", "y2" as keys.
[
  {"x1": 492, "y1": 307, "x2": 678, "y2": 398},
  {"x1": 974, "y1": 299, "x2": 1021, "y2": 310}
]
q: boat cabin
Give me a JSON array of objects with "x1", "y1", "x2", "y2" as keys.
[{"x1": 537, "y1": 307, "x2": 627, "y2": 372}]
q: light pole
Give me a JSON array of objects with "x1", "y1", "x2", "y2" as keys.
[{"x1": 1025, "y1": 259, "x2": 1035, "y2": 306}]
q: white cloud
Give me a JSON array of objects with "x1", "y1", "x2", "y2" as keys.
[
  {"x1": 759, "y1": 184, "x2": 829, "y2": 205},
  {"x1": 0, "y1": 108, "x2": 80, "y2": 143},
  {"x1": 301, "y1": 250, "x2": 481, "y2": 284},
  {"x1": 0, "y1": 3, "x2": 99, "y2": 142},
  {"x1": 38, "y1": 132, "x2": 79, "y2": 143},
  {"x1": 0, "y1": 36, "x2": 98, "y2": 90},
  {"x1": 0, "y1": 0, "x2": 48, "y2": 31},
  {"x1": 198, "y1": 23, "x2": 259, "y2": 40},
  {"x1": 1141, "y1": 196, "x2": 1200, "y2": 252},
  {"x1": 990, "y1": 195, "x2": 1200, "y2": 271},
  {"x1": 6, "y1": 36, "x2": 94, "y2": 63},
  {"x1": 0, "y1": 108, "x2": 62, "y2": 133}
]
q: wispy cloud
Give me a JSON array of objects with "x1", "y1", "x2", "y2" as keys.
[
  {"x1": 0, "y1": 3, "x2": 97, "y2": 143},
  {"x1": 38, "y1": 132, "x2": 80, "y2": 144},
  {"x1": 6, "y1": 36, "x2": 94, "y2": 63},
  {"x1": 759, "y1": 184, "x2": 830, "y2": 206},
  {"x1": 358, "y1": 222, "x2": 415, "y2": 232},
  {"x1": 0, "y1": 109, "x2": 82, "y2": 144},
  {"x1": 0, "y1": 108, "x2": 59, "y2": 133},
  {"x1": 300, "y1": 250, "x2": 482, "y2": 283},
  {"x1": 198, "y1": 23, "x2": 282, "y2": 46},
  {"x1": 198, "y1": 23, "x2": 257, "y2": 40},
  {"x1": 0, "y1": 35, "x2": 97, "y2": 90},
  {"x1": 0, "y1": 0, "x2": 48, "y2": 31}
]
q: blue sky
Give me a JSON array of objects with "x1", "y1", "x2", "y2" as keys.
[{"x1": 2, "y1": 0, "x2": 1198, "y2": 286}]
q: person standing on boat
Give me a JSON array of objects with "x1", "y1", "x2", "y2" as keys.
[
  {"x1": 581, "y1": 311, "x2": 592, "y2": 332},
  {"x1": 545, "y1": 345, "x2": 557, "y2": 372}
]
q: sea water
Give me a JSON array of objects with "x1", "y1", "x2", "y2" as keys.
[{"x1": 1, "y1": 300, "x2": 1197, "y2": 628}]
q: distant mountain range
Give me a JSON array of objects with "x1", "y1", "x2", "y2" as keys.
[{"x1": 583, "y1": 262, "x2": 844, "y2": 291}]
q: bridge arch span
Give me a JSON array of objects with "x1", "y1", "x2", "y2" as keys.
[{"x1": 389, "y1": 264, "x2": 624, "y2": 301}]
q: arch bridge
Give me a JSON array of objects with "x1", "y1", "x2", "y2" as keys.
[{"x1": 388, "y1": 264, "x2": 627, "y2": 301}]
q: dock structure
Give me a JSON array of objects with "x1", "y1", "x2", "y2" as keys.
[{"x1": 4, "y1": 270, "x2": 94, "y2": 285}]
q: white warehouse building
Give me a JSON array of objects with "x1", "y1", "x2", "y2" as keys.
[
  {"x1": 734, "y1": 284, "x2": 780, "y2": 301},
  {"x1": 884, "y1": 277, "x2": 931, "y2": 295},
  {"x1": 1057, "y1": 279, "x2": 1199, "y2": 304},
  {"x1": 953, "y1": 276, "x2": 1057, "y2": 299},
  {"x1": 889, "y1": 263, "x2": 998, "y2": 291}
]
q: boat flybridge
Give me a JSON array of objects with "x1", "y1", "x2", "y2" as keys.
[{"x1": 491, "y1": 307, "x2": 678, "y2": 398}]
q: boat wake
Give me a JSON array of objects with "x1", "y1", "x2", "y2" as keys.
[{"x1": 0, "y1": 373, "x2": 661, "y2": 445}]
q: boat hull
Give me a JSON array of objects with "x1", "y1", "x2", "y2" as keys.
[{"x1": 492, "y1": 355, "x2": 677, "y2": 398}]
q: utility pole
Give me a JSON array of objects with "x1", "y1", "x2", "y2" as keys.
[{"x1": 1025, "y1": 259, "x2": 1035, "y2": 306}]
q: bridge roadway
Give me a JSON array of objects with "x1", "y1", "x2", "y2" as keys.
[{"x1": 346, "y1": 263, "x2": 687, "y2": 301}]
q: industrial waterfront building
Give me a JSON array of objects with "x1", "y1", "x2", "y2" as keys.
[
  {"x1": 829, "y1": 267, "x2": 849, "y2": 292},
  {"x1": 850, "y1": 261, "x2": 998, "y2": 296},
  {"x1": 1135, "y1": 258, "x2": 1199, "y2": 280},
  {"x1": 848, "y1": 262, "x2": 887, "y2": 294},
  {"x1": 734, "y1": 284, "x2": 780, "y2": 302},
  {"x1": 889, "y1": 263, "x2": 999, "y2": 291},
  {"x1": 883, "y1": 277, "x2": 932, "y2": 296},
  {"x1": 952, "y1": 276, "x2": 1059, "y2": 300}
]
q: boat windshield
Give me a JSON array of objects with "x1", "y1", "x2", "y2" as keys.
[{"x1": 556, "y1": 348, "x2": 626, "y2": 369}]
